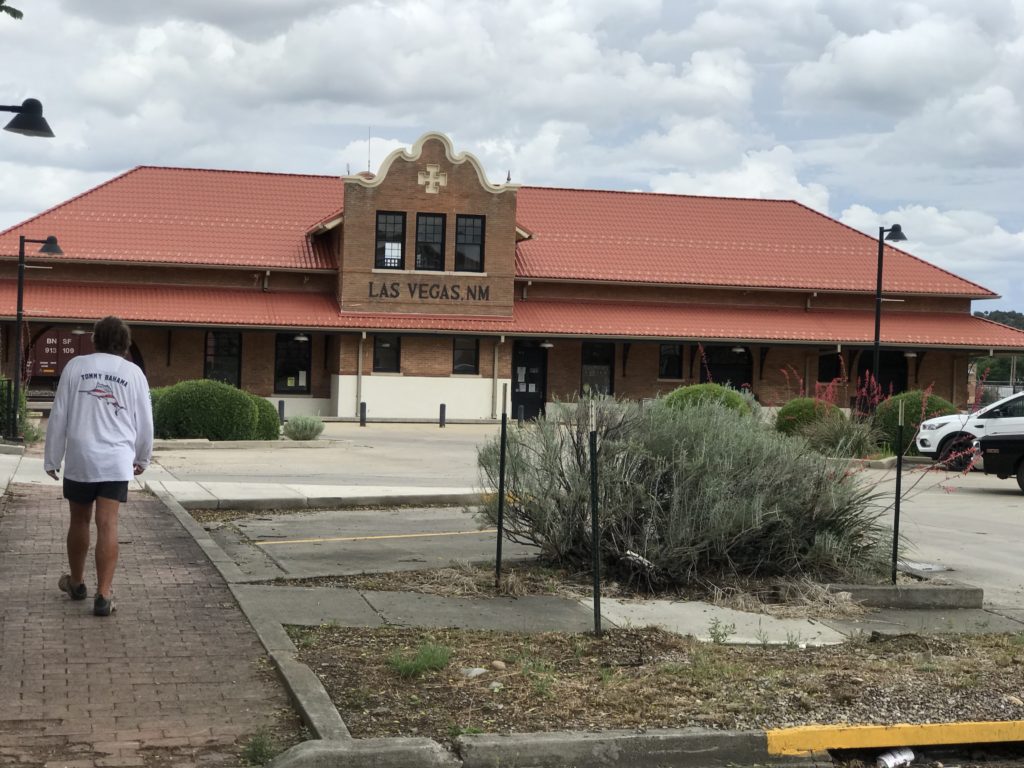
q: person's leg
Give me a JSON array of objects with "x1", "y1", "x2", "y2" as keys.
[
  {"x1": 67, "y1": 501, "x2": 94, "y2": 587},
  {"x1": 94, "y1": 497, "x2": 121, "y2": 598}
]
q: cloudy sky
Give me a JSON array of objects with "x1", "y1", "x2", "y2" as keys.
[{"x1": 2, "y1": 0, "x2": 1022, "y2": 309}]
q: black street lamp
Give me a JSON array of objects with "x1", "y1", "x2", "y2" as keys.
[
  {"x1": 10, "y1": 235, "x2": 63, "y2": 438},
  {"x1": 872, "y1": 224, "x2": 908, "y2": 391},
  {"x1": 2, "y1": 98, "x2": 54, "y2": 138}
]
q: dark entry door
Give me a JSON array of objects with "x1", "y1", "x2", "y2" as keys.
[
  {"x1": 511, "y1": 341, "x2": 548, "y2": 420},
  {"x1": 856, "y1": 350, "x2": 908, "y2": 398}
]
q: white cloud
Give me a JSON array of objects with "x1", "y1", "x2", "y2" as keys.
[
  {"x1": 785, "y1": 17, "x2": 997, "y2": 115},
  {"x1": 840, "y1": 203, "x2": 1024, "y2": 306},
  {"x1": 650, "y1": 146, "x2": 830, "y2": 212}
]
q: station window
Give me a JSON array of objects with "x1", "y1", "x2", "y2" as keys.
[
  {"x1": 375, "y1": 212, "x2": 406, "y2": 269},
  {"x1": 415, "y1": 213, "x2": 446, "y2": 271},
  {"x1": 275, "y1": 333, "x2": 312, "y2": 394},
  {"x1": 818, "y1": 352, "x2": 842, "y2": 383},
  {"x1": 659, "y1": 343, "x2": 683, "y2": 379},
  {"x1": 453, "y1": 337, "x2": 479, "y2": 374},
  {"x1": 373, "y1": 334, "x2": 401, "y2": 373},
  {"x1": 455, "y1": 215, "x2": 485, "y2": 272},
  {"x1": 204, "y1": 330, "x2": 241, "y2": 388}
]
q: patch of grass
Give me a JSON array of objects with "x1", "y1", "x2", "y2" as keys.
[
  {"x1": 522, "y1": 657, "x2": 557, "y2": 698},
  {"x1": 241, "y1": 728, "x2": 278, "y2": 766},
  {"x1": 448, "y1": 724, "x2": 484, "y2": 740},
  {"x1": 708, "y1": 617, "x2": 735, "y2": 644},
  {"x1": 387, "y1": 642, "x2": 452, "y2": 679},
  {"x1": 688, "y1": 647, "x2": 743, "y2": 684}
]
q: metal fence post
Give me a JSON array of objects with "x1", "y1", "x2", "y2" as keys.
[
  {"x1": 589, "y1": 401, "x2": 602, "y2": 637},
  {"x1": 495, "y1": 383, "x2": 508, "y2": 591},
  {"x1": 891, "y1": 400, "x2": 905, "y2": 585}
]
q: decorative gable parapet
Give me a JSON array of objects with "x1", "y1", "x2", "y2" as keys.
[
  {"x1": 343, "y1": 132, "x2": 518, "y2": 196},
  {"x1": 338, "y1": 132, "x2": 517, "y2": 318}
]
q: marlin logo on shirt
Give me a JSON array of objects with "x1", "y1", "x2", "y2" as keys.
[{"x1": 80, "y1": 383, "x2": 126, "y2": 413}]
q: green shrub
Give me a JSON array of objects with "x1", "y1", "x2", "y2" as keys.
[
  {"x1": 283, "y1": 414, "x2": 324, "y2": 441},
  {"x1": 775, "y1": 397, "x2": 842, "y2": 436},
  {"x1": 663, "y1": 383, "x2": 749, "y2": 414},
  {"x1": 250, "y1": 395, "x2": 281, "y2": 440},
  {"x1": 800, "y1": 412, "x2": 881, "y2": 458},
  {"x1": 0, "y1": 378, "x2": 29, "y2": 439},
  {"x1": 150, "y1": 386, "x2": 169, "y2": 410},
  {"x1": 874, "y1": 390, "x2": 958, "y2": 456},
  {"x1": 154, "y1": 379, "x2": 258, "y2": 441},
  {"x1": 477, "y1": 396, "x2": 888, "y2": 587}
]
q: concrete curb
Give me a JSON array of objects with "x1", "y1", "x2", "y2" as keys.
[
  {"x1": 153, "y1": 438, "x2": 326, "y2": 450},
  {"x1": 148, "y1": 479, "x2": 483, "y2": 511},
  {"x1": 830, "y1": 562, "x2": 985, "y2": 609},
  {"x1": 147, "y1": 483, "x2": 349, "y2": 741},
  {"x1": 456, "y1": 729, "x2": 814, "y2": 768},
  {"x1": 267, "y1": 737, "x2": 460, "y2": 768},
  {"x1": 829, "y1": 579, "x2": 984, "y2": 609},
  {"x1": 765, "y1": 721, "x2": 1024, "y2": 754},
  {"x1": 0, "y1": 442, "x2": 26, "y2": 456}
]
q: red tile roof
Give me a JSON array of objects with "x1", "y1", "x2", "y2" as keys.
[
  {"x1": 511, "y1": 300, "x2": 1024, "y2": 349},
  {"x1": 0, "y1": 166, "x2": 997, "y2": 300},
  {"x1": 3, "y1": 282, "x2": 1021, "y2": 350},
  {"x1": 0, "y1": 280, "x2": 515, "y2": 332},
  {"x1": 0, "y1": 167, "x2": 343, "y2": 271},
  {"x1": 514, "y1": 187, "x2": 996, "y2": 298}
]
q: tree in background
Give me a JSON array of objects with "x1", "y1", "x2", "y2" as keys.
[
  {"x1": 0, "y1": 1, "x2": 23, "y2": 20},
  {"x1": 973, "y1": 310, "x2": 1024, "y2": 383}
]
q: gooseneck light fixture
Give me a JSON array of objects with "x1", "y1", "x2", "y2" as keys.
[
  {"x1": 10, "y1": 235, "x2": 63, "y2": 438},
  {"x1": 2, "y1": 98, "x2": 54, "y2": 138},
  {"x1": 872, "y1": 224, "x2": 908, "y2": 391}
]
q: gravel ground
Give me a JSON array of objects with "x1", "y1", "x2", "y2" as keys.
[{"x1": 291, "y1": 626, "x2": 1024, "y2": 748}]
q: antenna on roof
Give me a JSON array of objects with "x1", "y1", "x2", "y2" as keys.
[
  {"x1": 345, "y1": 163, "x2": 350, "y2": 176},
  {"x1": 506, "y1": 170, "x2": 511, "y2": 183},
  {"x1": 367, "y1": 126, "x2": 371, "y2": 173}
]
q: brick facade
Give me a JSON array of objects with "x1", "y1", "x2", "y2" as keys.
[{"x1": 339, "y1": 134, "x2": 517, "y2": 317}]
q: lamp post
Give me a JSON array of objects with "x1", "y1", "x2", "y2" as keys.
[
  {"x1": 1, "y1": 98, "x2": 54, "y2": 137},
  {"x1": 872, "y1": 224, "x2": 908, "y2": 390},
  {"x1": 10, "y1": 235, "x2": 63, "y2": 438}
]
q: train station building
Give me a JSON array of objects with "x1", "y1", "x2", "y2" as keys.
[{"x1": 3, "y1": 132, "x2": 1024, "y2": 420}]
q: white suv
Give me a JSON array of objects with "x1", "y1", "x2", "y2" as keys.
[{"x1": 916, "y1": 391, "x2": 1024, "y2": 470}]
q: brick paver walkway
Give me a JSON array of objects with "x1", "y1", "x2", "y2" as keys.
[{"x1": 0, "y1": 483, "x2": 297, "y2": 767}]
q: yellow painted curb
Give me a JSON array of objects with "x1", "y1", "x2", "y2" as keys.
[{"x1": 766, "y1": 721, "x2": 1024, "y2": 755}]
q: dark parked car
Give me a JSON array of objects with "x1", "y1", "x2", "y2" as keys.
[{"x1": 974, "y1": 433, "x2": 1024, "y2": 493}]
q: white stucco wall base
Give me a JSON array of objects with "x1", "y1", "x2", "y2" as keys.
[
  {"x1": 334, "y1": 374, "x2": 511, "y2": 419},
  {"x1": 264, "y1": 396, "x2": 333, "y2": 419}
]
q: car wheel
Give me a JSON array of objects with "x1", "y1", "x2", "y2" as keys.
[
  {"x1": 1017, "y1": 462, "x2": 1024, "y2": 494},
  {"x1": 938, "y1": 434, "x2": 975, "y2": 472}
]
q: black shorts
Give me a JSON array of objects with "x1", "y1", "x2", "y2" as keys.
[{"x1": 63, "y1": 478, "x2": 129, "y2": 504}]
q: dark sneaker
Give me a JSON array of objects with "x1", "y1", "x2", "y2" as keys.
[
  {"x1": 93, "y1": 595, "x2": 115, "y2": 617},
  {"x1": 58, "y1": 574, "x2": 87, "y2": 601}
]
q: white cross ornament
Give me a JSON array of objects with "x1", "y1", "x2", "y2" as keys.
[{"x1": 417, "y1": 164, "x2": 448, "y2": 194}]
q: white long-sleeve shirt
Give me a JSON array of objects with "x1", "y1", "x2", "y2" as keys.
[{"x1": 44, "y1": 352, "x2": 154, "y2": 483}]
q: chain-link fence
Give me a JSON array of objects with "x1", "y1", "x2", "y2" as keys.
[{"x1": 975, "y1": 381, "x2": 1024, "y2": 406}]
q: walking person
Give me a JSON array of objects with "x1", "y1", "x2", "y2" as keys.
[{"x1": 44, "y1": 316, "x2": 154, "y2": 617}]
